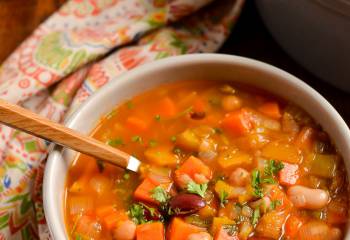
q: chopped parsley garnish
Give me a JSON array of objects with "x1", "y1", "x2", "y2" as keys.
[
  {"x1": 123, "y1": 172, "x2": 130, "y2": 180},
  {"x1": 173, "y1": 147, "x2": 182, "y2": 155},
  {"x1": 264, "y1": 159, "x2": 284, "y2": 177},
  {"x1": 186, "y1": 181, "x2": 207, "y2": 198},
  {"x1": 262, "y1": 177, "x2": 276, "y2": 184},
  {"x1": 252, "y1": 208, "x2": 260, "y2": 225},
  {"x1": 128, "y1": 203, "x2": 156, "y2": 224},
  {"x1": 151, "y1": 186, "x2": 170, "y2": 203},
  {"x1": 154, "y1": 115, "x2": 161, "y2": 121},
  {"x1": 149, "y1": 139, "x2": 157, "y2": 147},
  {"x1": 170, "y1": 136, "x2": 177, "y2": 142},
  {"x1": 131, "y1": 135, "x2": 142, "y2": 143},
  {"x1": 219, "y1": 190, "x2": 229, "y2": 207},
  {"x1": 126, "y1": 101, "x2": 134, "y2": 109},
  {"x1": 107, "y1": 138, "x2": 124, "y2": 147},
  {"x1": 270, "y1": 200, "x2": 282, "y2": 210},
  {"x1": 75, "y1": 235, "x2": 83, "y2": 240},
  {"x1": 251, "y1": 169, "x2": 263, "y2": 198}
]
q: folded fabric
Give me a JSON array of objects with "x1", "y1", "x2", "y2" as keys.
[{"x1": 0, "y1": 0, "x2": 244, "y2": 239}]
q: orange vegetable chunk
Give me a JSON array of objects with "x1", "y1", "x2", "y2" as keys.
[
  {"x1": 137, "y1": 222, "x2": 164, "y2": 240},
  {"x1": 175, "y1": 156, "x2": 212, "y2": 185},
  {"x1": 156, "y1": 97, "x2": 177, "y2": 117},
  {"x1": 221, "y1": 109, "x2": 252, "y2": 136},
  {"x1": 256, "y1": 211, "x2": 287, "y2": 239},
  {"x1": 285, "y1": 215, "x2": 303, "y2": 238},
  {"x1": 134, "y1": 177, "x2": 161, "y2": 205},
  {"x1": 168, "y1": 218, "x2": 204, "y2": 240},
  {"x1": 214, "y1": 226, "x2": 239, "y2": 240},
  {"x1": 258, "y1": 102, "x2": 281, "y2": 119},
  {"x1": 278, "y1": 162, "x2": 299, "y2": 186},
  {"x1": 262, "y1": 142, "x2": 302, "y2": 164},
  {"x1": 126, "y1": 116, "x2": 149, "y2": 133}
]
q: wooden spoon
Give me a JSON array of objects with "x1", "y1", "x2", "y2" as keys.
[{"x1": 0, "y1": 98, "x2": 141, "y2": 172}]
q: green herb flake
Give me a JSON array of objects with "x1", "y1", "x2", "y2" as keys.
[
  {"x1": 151, "y1": 186, "x2": 169, "y2": 203},
  {"x1": 173, "y1": 147, "x2": 182, "y2": 155},
  {"x1": 186, "y1": 181, "x2": 207, "y2": 198},
  {"x1": 149, "y1": 139, "x2": 157, "y2": 147},
  {"x1": 219, "y1": 190, "x2": 229, "y2": 207},
  {"x1": 214, "y1": 128, "x2": 223, "y2": 134},
  {"x1": 154, "y1": 115, "x2": 161, "y2": 121},
  {"x1": 131, "y1": 135, "x2": 142, "y2": 143},
  {"x1": 126, "y1": 101, "x2": 134, "y2": 109},
  {"x1": 170, "y1": 136, "x2": 177, "y2": 142},
  {"x1": 251, "y1": 169, "x2": 263, "y2": 198},
  {"x1": 123, "y1": 172, "x2": 130, "y2": 180},
  {"x1": 107, "y1": 138, "x2": 124, "y2": 147},
  {"x1": 270, "y1": 200, "x2": 282, "y2": 210},
  {"x1": 252, "y1": 208, "x2": 260, "y2": 225},
  {"x1": 128, "y1": 203, "x2": 147, "y2": 224},
  {"x1": 75, "y1": 235, "x2": 83, "y2": 240},
  {"x1": 264, "y1": 160, "x2": 284, "y2": 177},
  {"x1": 262, "y1": 177, "x2": 276, "y2": 184}
]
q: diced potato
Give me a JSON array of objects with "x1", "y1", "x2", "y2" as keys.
[
  {"x1": 262, "y1": 142, "x2": 302, "y2": 164},
  {"x1": 218, "y1": 148, "x2": 253, "y2": 170},
  {"x1": 176, "y1": 129, "x2": 201, "y2": 151},
  {"x1": 310, "y1": 154, "x2": 337, "y2": 178},
  {"x1": 235, "y1": 133, "x2": 269, "y2": 151},
  {"x1": 144, "y1": 145, "x2": 178, "y2": 167},
  {"x1": 255, "y1": 211, "x2": 287, "y2": 239},
  {"x1": 211, "y1": 217, "x2": 235, "y2": 235}
]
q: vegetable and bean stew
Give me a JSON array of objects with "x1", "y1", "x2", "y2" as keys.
[{"x1": 65, "y1": 81, "x2": 348, "y2": 240}]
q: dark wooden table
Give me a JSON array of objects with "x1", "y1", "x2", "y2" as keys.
[{"x1": 0, "y1": 0, "x2": 349, "y2": 124}]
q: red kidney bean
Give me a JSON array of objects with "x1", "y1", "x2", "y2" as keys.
[{"x1": 169, "y1": 193, "x2": 206, "y2": 215}]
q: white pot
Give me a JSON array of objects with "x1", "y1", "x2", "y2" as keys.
[
  {"x1": 43, "y1": 54, "x2": 350, "y2": 239},
  {"x1": 256, "y1": 0, "x2": 350, "y2": 92}
]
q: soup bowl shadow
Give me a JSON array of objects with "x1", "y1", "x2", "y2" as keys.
[{"x1": 43, "y1": 54, "x2": 350, "y2": 239}]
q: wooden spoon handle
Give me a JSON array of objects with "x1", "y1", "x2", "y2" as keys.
[{"x1": 0, "y1": 98, "x2": 134, "y2": 169}]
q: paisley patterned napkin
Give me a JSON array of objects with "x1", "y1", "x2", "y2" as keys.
[{"x1": 0, "y1": 0, "x2": 244, "y2": 239}]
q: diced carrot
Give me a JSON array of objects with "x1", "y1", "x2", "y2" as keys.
[
  {"x1": 214, "y1": 226, "x2": 239, "y2": 240},
  {"x1": 266, "y1": 185, "x2": 292, "y2": 212},
  {"x1": 96, "y1": 205, "x2": 116, "y2": 219},
  {"x1": 221, "y1": 109, "x2": 252, "y2": 136},
  {"x1": 285, "y1": 215, "x2": 303, "y2": 238},
  {"x1": 278, "y1": 162, "x2": 299, "y2": 186},
  {"x1": 156, "y1": 97, "x2": 177, "y2": 117},
  {"x1": 295, "y1": 127, "x2": 315, "y2": 152},
  {"x1": 211, "y1": 217, "x2": 235, "y2": 235},
  {"x1": 136, "y1": 222, "x2": 164, "y2": 240},
  {"x1": 126, "y1": 116, "x2": 149, "y2": 133},
  {"x1": 134, "y1": 177, "x2": 160, "y2": 205},
  {"x1": 103, "y1": 211, "x2": 121, "y2": 230},
  {"x1": 193, "y1": 98, "x2": 206, "y2": 113},
  {"x1": 255, "y1": 211, "x2": 287, "y2": 239},
  {"x1": 258, "y1": 102, "x2": 281, "y2": 119},
  {"x1": 175, "y1": 156, "x2": 212, "y2": 185},
  {"x1": 167, "y1": 218, "x2": 204, "y2": 240}
]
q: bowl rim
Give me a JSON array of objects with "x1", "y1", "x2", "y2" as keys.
[{"x1": 43, "y1": 53, "x2": 350, "y2": 239}]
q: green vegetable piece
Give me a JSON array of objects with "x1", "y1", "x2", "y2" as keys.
[
  {"x1": 126, "y1": 101, "x2": 134, "y2": 109},
  {"x1": 270, "y1": 200, "x2": 282, "y2": 210},
  {"x1": 149, "y1": 139, "x2": 158, "y2": 147},
  {"x1": 186, "y1": 181, "x2": 207, "y2": 198},
  {"x1": 252, "y1": 208, "x2": 260, "y2": 225},
  {"x1": 264, "y1": 159, "x2": 284, "y2": 177},
  {"x1": 123, "y1": 172, "x2": 130, "y2": 180},
  {"x1": 170, "y1": 136, "x2": 177, "y2": 142},
  {"x1": 251, "y1": 169, "x2": 263, "y2": 198},
  {"x1": 150, "y1": 186, "x2": 169, "y2": 203},
  {"x1": 107, "y1": 138, "x2": 124, "y2": 147},
  {"x1": 219, "y1": 190, "x2": 229, "y2": 207},
  {"x1": 75, "y1": 235, "x2": 83, "y2": 240},
  {"x1": 131, "y1": 135, "x2": 142, "y2": 143},
  {"x1": 128, "y1": 203, "x2": 148, "y2": 224},
  {"x1": 154, "y1": 115, "x2": 161, "y2": 121}
]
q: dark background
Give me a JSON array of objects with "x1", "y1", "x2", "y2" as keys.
[{"x1": 0, "y1": 0, "x2": 349, "y2": 124}]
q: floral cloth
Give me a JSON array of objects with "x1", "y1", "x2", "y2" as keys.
[{"x1": 0, "y1": 0, "x2": 245, "y2": 239}]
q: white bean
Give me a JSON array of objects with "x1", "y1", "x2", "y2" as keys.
[
  {"x1": 229, "y1": 168, "x2": 250, "y2": 186},
  {"x1": 187, "y1": 232, "x2": 212, "y2": 240},
  {"x1": 113, "y1": 220, "x2": 136, "y2": 240},
  {"x1": 287, "y1": 185, "x2": 329, "y2": 209}
]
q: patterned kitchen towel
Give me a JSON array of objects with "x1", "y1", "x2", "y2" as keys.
[{"x1": 0, "y1": 0, "x2": 245, "y2": 239}]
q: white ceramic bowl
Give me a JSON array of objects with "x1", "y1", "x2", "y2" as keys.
[{"x1": 43, "y1": 54, "x2": 350, "y2": 239}]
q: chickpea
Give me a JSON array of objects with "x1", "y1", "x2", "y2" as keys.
[
  {"x1": 222, "y1": 95, "x2": 241, "y2": 111},
  {"x1": 113, "y1": 220, "x2": 136, "y2": 240},
  {"x1": 229, "y1": 168, "x2": 250, "y2": 186},
  {"x1": 187, "y1": 232, "x2": 212, "y2": 240},
  {"x1": 287, "y1": 185, "x2": 329, "y2": 210}
]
